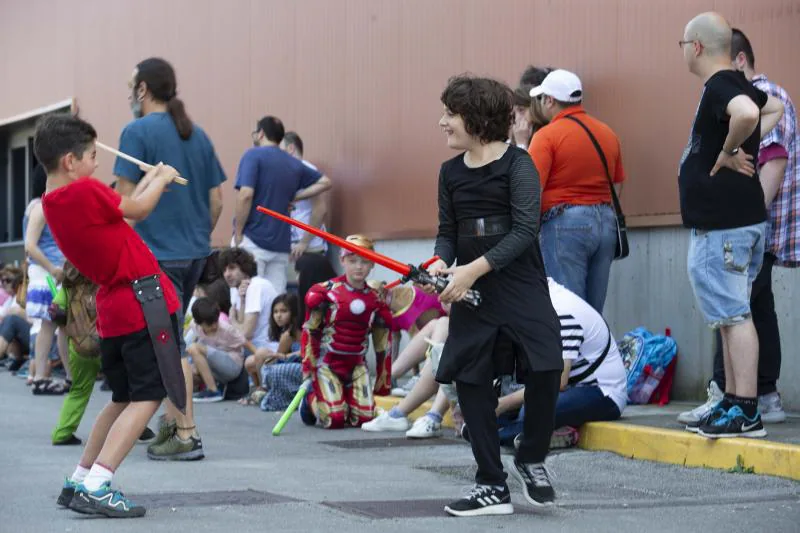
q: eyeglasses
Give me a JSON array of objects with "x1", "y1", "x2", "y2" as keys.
[{"x1": 678, "y1": 39, "x2": 696, "y2": 48}]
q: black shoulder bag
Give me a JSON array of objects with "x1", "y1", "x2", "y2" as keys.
[
  {"x1": 567, "y1": 321, "x2": 612, "y2": 386},
  {"x1": 564, "y1": 115, "x2": 630, "y2": 260}
]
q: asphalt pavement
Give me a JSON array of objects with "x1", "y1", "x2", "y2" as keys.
[{"x1": 1, "y1": 371, "x2": 798, "y2": 533}]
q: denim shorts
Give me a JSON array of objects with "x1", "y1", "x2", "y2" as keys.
[{"x1": 687, "y1": 223, "x2": 766, "y2": 328}]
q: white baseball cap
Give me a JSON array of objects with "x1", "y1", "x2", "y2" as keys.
[{"x1": 529, "y1": 69, "x2": 583, "y2": 103}]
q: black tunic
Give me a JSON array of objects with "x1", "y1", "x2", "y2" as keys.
[{"x1": 434, "y1": 146, "x2": 563, "y2": 385}]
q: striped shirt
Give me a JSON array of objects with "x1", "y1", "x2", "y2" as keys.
[
  {"x1": 549, "y1": 278, "x2": 628, "y2": 411},
  {"x1": 754, "y1": 75, "x2": 800, "y2": 267}
]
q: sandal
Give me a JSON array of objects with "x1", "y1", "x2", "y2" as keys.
[
  {"x1": 238, "y1": 388, "x2": 265, "y2": 406},
  {"x1": 32, "y1": 379, "x2": 67, "y2": 395}
]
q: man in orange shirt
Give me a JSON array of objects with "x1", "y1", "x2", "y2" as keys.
[{"x1": 528, "y1": 70, "x2": 626, "y2": 312}]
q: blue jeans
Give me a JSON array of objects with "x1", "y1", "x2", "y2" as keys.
[
  {"x1": 497, "y1": 386, "x2": 621, "y2": 445},
  {"x1": 539, "y1": 204, "x2": 618, "y2": 313},
  {"x1": 687, "y1": 223, "x2": 766, "y2": 328}
]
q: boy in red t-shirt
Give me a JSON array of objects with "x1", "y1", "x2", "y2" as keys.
[{"x1": 34, "y1": 114, "x2": 183, "y2": 518}]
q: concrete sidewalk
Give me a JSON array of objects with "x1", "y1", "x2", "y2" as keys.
[{"x1": 376, "y1": 396, "x2": 800, "y2": 481}]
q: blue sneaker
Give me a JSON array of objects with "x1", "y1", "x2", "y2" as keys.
[
  {"x1": 299, "y1": 395, "x2": 316, "y2": 426},
  {"x1": 57, "y1": 478, "x2": 77, "y2": 508},
  {"x1": 193, "y1": 389, "x2": 224, "y2": 403},
  {"x1": 698, "y1": 405, "x2": 767, "y2": 439},
  {"x1": 69, "y1": 482, "x2": 146, "y2": 518}
]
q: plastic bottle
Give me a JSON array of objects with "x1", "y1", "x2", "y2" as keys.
[{"x1": 631, "y1": 364, "x2": 665, "y2": 404}]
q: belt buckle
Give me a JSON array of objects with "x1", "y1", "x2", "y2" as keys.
[{"x1": 476, "y1": 218, "x2": 485, "y2": 237}]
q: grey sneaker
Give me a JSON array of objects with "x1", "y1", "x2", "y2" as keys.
[
  {"x1": 147, "y1": 433, "x2": 204, "y2": 461},
  {"x1": 758, "y1": 392, "x2": 786, "y2": 424},
  {"x1": 677, "y1": 381, "x2": 723, "y2": 424}
]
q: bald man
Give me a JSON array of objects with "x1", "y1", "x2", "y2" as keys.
[{"x1": 678, "y1": 12, "x2": 784, "y2": 439}]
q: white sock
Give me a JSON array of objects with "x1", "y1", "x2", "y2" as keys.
[
  {"x1": 70, "y1": 465, "x2": 90, "y2": 483},
  {"x1": 82, "y1": 463, "x2": 114, "y2": 492}
]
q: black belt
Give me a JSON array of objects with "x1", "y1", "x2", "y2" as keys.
[{"x1": 458, "y1": 216, "x2": 512, "y2": 237}]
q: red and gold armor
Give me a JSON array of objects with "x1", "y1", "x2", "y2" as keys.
[{"x1": 302, "y1": 275, "x2": 393, "y2": 429}]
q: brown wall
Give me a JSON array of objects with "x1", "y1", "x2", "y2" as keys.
[{"x1": 2, "y1": 0, "x2": 799, "y2": 244}]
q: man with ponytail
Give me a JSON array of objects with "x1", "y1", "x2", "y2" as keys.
[{"x1": 113, "y1": 57, "x2": 227, "y2": 461}]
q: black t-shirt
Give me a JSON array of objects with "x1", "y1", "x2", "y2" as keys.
[{"x1": 678, "y1": 70, "x2": 768, "y2": 230}]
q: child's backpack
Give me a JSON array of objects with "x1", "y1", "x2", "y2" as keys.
[
  {"x1": 619, "y1": 327, "x2": 678, "y2": 405},
  {"x1": 64, "y1": 283, "x2": 100, "y2": 358}
]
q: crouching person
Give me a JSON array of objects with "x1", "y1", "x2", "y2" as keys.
[
  {"x1": 188, "y1": 297, "x2": 262, "y2": 403},
  {"x1": 298, "y1": 235, "x2": 393, "y2": 429},
  {"x1": 477, "y1": 278, "x2": 627, "y2": 448}
]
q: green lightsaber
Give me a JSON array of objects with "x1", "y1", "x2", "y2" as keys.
[
  {"x1": 272, "y1": 379, "x2": 312, "y2": 436},
  {"x1": 46, "y1": 275, "x2": 58, "y2": 297}
]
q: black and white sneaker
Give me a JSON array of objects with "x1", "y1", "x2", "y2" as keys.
[
  {"x1": 685, "y1": 403, "x2": 726, "y2": 433},
  {"x1": 444, "y1": 484, "x2": 513, "y2": 517},
  {"x1": 510, "y1": 459, "x2": 555, "y2": 507}
]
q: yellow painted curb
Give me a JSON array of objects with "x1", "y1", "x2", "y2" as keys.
[
  {"x1": 376, "y1": 396, "x2": 800, "y2": 481},
  {"x1": 578, "y1": 422, "x2": 800, "y2": 481},
  {"x1": 375, "y1": 395, "x2": 455, "y2": 428}
]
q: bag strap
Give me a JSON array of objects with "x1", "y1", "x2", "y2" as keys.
[
  {"x1": 563, "y1": 115, "x2": 624, "y2": 217},
  {"x1": 567, "y1": 320, "x2": 612, "y2": 386}
]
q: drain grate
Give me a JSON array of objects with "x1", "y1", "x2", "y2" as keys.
[
  {"x1": 320, "y1": 437, "x2": 464, "y2": 449},
  {"x1": 322, "y1": 498, "x2": 537, "y2": 518},
  {"x1": 128, "y1": 489, "x2": 298, "y2": 509}
]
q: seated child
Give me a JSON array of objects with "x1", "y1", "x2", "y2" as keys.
[
  {"x1": 363, "y1": 316, "x2": 452, "y2": 438},
  {"x1": 379, "y1": 284, "x2": 447, "y2": 397},
  {"x1": 299, "y1": 235, "x2": 393, "y2": 429},
  {"x1": 258, "y1": 294, "x2": 305, "y2": 411},
  {"x1": 243, "y1": 294, "x2": 302, "y2": 385},
  {"x1": 189, "y1": 297, "x2": 260, "y2": 403}
]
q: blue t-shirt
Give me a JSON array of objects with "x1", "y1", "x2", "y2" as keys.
[
  {"x1": 235, "y1": 146, "x2": 322, "y2": 253},
  {"x1": 113, "y1": 113, "x2": 227, "y2": 260}
]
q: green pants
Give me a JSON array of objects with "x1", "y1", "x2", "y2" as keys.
[{"x1": 51, "y1": 345, "x2": 102, "y2": 444}]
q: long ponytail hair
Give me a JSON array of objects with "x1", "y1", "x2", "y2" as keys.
[{"x1": 135, "y1": 58, "x2": 193, "y2": 140}]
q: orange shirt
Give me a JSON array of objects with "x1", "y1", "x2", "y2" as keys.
[{"x1": 528, "y1": 106, "x2": 625, "y2": 214}]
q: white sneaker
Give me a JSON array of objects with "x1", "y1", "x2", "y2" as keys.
[
  {"x1": 391, "y1": 375, "x2": 420, "y2": 397},
  {"x1": 406, "y1": 415, "x2": 442, "y2": 439},
  {"x1": 677, "y1": 381, "x2": 723, "y2": 424},
  {"x1": 759, "y1": 392, "x2": 786, "y2": 424},
  {"x1": 362, "y1": 411, "x2": 410, "y2": 432}
]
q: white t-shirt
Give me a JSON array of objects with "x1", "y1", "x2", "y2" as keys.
[
  {"x1": 230, "y1": 276, "x2": 278, "y2": 348},
  {"x1": 290, "y1": 160, "x2": 328, "y2": 252},
  {"x1": 548, "y1": 278, "x2": 628, "y2": 412}
]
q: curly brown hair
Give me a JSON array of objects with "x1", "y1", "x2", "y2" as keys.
[
  {"x1": 218, "y1": 247, "x2": 258, "y2": 278},
  {"x1": 440, "y1": 75, "x2": 514, "y2": 144}
]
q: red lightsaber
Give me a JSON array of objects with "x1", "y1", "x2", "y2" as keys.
[
  {"x1": 384, "y1": 256, "x2": 442, "y2": 290},
  {"x1": 256, "y1": 206, "x2": 481, "y2": 308}
]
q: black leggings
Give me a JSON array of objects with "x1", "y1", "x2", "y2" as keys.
[
  {"x1": 0, "y1": 315, "x2": 31, "y2": 355},
  {"x1": 457, "y1": 369, "x2": 561, "y2": 486}
]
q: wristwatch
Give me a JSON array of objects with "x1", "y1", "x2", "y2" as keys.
[{"x1": 723, "y1": 147, "x2": 740, "y2": 156}]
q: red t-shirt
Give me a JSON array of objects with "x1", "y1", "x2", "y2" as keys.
[{"x1": 41, "y1": 177, "x2": 179, "y2": 338}]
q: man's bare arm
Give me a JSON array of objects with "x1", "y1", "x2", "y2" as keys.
[
  {"x1": 209, "y1": 186, "x2": 223, "y2": 231},
  {"x1": 760, "y1": 158, "x2": 788, "y2": 207},
  {"x1": 234, "y1": 186, "x2": 254, "y2": 244},
  {"x1": 723, "y1": 95, "x2": 761, "y2": 154},
  {"x1": 760, "y1": 95, "x2": 785, "y2": 138},
  {"x1": 294, "y1": 176, "x2": 332, "y2": 201}
]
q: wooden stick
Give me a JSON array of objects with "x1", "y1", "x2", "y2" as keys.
[{"x1": 95, "y1": 141, "x2": 189, "y2": 185}]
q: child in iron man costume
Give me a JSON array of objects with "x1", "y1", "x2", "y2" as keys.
[{"x1": 299, "y1": 235, "x2": 393, "y2": 429}]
